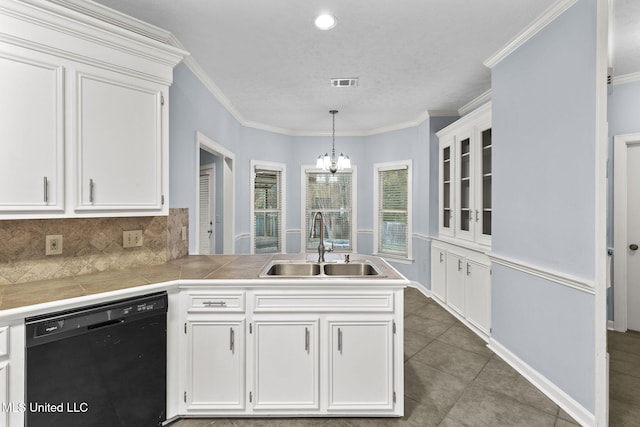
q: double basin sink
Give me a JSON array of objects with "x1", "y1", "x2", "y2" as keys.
[{"x1": 260, "y1": 260, "x2": 384, "y2": 278}]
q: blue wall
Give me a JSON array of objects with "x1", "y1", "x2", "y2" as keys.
[
  {"x1": 491, "y1": 0, "x2": 598, "y2": 412},
  {"x1": 169, "y1": 62, "x2": 453, "y2": 287}
]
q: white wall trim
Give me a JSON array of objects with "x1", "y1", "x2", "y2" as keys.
[
  {"x1": 413, "y1": 233, "x2": 431, "y2": 242},
  {"x1": 612, "y1": 72, "x2": 640, "y2": 86},
  {"x1": 488, "y1": 338, "x2": 595, "y2": 427},
  {"x1": 489, "y1": 254, "x2": 595, "y2": 294},
  {"x1": 483, "y1": 0, "x2": 578, "y2": 69},
  {"x1": 458, "y1": 89, "x2": 492, "y2": 117}
]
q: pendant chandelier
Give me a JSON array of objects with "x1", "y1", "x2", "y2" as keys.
[{"x1": 316, "y1": 110, "x2": 350, "y2": 174}]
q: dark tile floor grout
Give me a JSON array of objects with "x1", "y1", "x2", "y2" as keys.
[{"x1": 172, "y1": 287, "x2": 582, "y2": 427}]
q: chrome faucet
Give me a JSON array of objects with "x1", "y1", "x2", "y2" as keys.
[{"x1": 310, "y1": 211, "x2": 331, "y2": 262}]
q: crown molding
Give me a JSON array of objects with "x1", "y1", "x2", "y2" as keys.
[
  {"x1": 483, "y1": 0, "x2": 578, "y2": 69},
  {"x1": 428, "y1": 110, "x2": 459, "y2": 118},
  {"x1": 458, "y1": 89, "x2": 492, "y2": 116},
  {"x1": 612, "y1": 72, "x2": 640, "y2": 85}
]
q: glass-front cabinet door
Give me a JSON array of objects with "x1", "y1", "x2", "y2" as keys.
[
  {"x1": 455, "y1": 131, "x2": 474, "y2": 241},
  {"x1": 439, "y1": 137, "x2": 454, "y2": 237},
  {"x1": 477, "y1": 126, "x2": 492, "y2": 245}
]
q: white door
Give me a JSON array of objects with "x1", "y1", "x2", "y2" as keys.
[
  {"x1": 627, "y1": 143, "x2": 640, "y2": 331},
  {"x1": 199, "y1": 166, "x2": 215, "y2": 254},
  {"x1": 186, "y1": 320, "x2": 245, "y2": 411},
  {"x1": 253, "y1": 320, "x2": 319, "y2": 410},
  {"x1": 328, "y1": 320, "x2": 394, "y2": 411}
]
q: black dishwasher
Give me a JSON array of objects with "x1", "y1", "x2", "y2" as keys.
[{"x1": 25, "y1": 292, "x2": 167, "y2": 427}]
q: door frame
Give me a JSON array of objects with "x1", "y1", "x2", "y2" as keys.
[
  {"x1": 199, "y1": 163, "x2": 215, "y2": 254},
  {"x1": 195, "y1": 131, "x2": 235, "y2": 254},
  {"x1": 613, "y1": 132, "x2": 640, "y2": 332}
]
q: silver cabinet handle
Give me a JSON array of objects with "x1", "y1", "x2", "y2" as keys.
[
  {"x1": 458, "y1": 259, "x2": 462, "y2": 271},
  {"x1": 475, "y1": 209, "x2": 480, "y2": 222},
  {"x1": 203, "y1": 301, "x2": 227, "y2": 307},
  {"x1": 440, "y1": 252, "x2": 444, "y2": 263},
  {"x1": 467, "y1": 263, "x2": 471, "y2": 276},
  {"x1": 337, "y1": 328, "x2": 343, "y2": 353},
  {"x1": 305, "y1": 327, "x2": 309, "y2": 352},
  {"x1": 43, "y1": 176, "x2": 48, "y2": 203},
  {"x1": 89, "y1": 179, "x2": 94, "y2": 203},
  {"x1": 230, "y1": 327, "x2": 234, "y2": 352}
]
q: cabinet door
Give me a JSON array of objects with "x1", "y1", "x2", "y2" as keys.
[
  {"x1": 455, "y1": 130, "x2": 475, "y2": 241},
  {"x1": 439, "y1": 137, "x2": 455, "y2": 237},
  {"x1": 75, "y1": 70, "x2": 164, "y2": 212},
  {"x1": 475, "y1": 124, "x2": 492, "y2": 245},
  {"x1": 253, "y1": 320, "x2": 319, "y2": 410},
  {"x1": 328, "y1": 320, "x2": 394, "y2": 411},
  {"x1": 465, "y1": 260, "x2": 491, "y2": 334},
  {"x1": 0, "y1": 53, "x2": 64, "y2": 214},
  {"x1": 186, "y1": 319, "x2": 245, "y2": 411},
  {"x1": 0, "y1": 361, "x2": 6, "y2": 427},
  {"x1": 445, "y1": 252, "x2": 465, "y2": 316},
  {"x1": 431, "y1": 245, "x2": 447, "y2": 302}
]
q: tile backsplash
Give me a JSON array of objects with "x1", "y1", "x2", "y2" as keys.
[{"x1": 0, "y1": 208, "x2": 188, "y2": 285}]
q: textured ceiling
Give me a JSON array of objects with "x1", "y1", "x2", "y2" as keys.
[{"x1": 89, "y1": 0, "x2": 636, "y2": 134}]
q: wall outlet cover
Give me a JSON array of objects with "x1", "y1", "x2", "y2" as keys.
[
  {"x1": 123, "y1": 230, "x2": 143, "y2": 248},
  {"x1": 45, "y1": 235, "x2": 63, "y2": 256}
]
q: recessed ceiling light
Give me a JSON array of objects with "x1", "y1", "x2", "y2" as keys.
[{"x1": 315, "y1": 14, "x2": 336, "y2": 30}]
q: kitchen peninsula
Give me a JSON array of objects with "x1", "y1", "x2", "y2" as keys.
[{"x1": 0, "y1": 254, "x2": 408, "y2": 425}]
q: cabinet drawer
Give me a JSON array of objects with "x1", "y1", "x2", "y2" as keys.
[
  {"x1": 186, "y1": 292, "x2": 245, "y2": 313},
  {"x1": 0, "y1": 327, "x2": 7, "y2": 357},
  {"x1": 253, "y1": 292, "x2": 394, "y2": 313}
]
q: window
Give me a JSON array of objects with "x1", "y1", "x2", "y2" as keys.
[
  {"x1": 374, "y1": 160, "x2": 411, "y2": 259},
  {"x1": 251, "y1": 161, "x2": 285, "y2": 253},
  {"x1": 303, "y1": 168, "x2": 355, "y2": 253}
]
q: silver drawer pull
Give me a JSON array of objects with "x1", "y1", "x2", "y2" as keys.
[
  {"x1": 202, "y1": 301, "x2": 227, "y2": 307},
  {"x1": 43, "y1": 176, "x2": 48, "y2": 203},
  {"x1": 89, "y1": 179, "x2": 95, "y2": 203},
  {"x1": 305, "y1": 327, "x2": 309, "y2": 352},
  {"x1": 337, "y1": 328, "x2": 343, "y2": 353}
]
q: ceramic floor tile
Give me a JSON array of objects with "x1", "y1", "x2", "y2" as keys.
[
  {"x1": 609, "y1": 348, "x2": 640, "y2": 379},
  {"x1": 445, "y1": 383, "x2": 557, "y2": 427},
  {"x1": 404, "y1": 359, "x2": 469, "y2": 420},
  {"x1": 404, "y1": 329, "x2": 437, "y2": 361},
  {"x1": 472, "y1": 358, "x2": 559, "y2": 416},
  {"x1": 608, "y1": 331, "x2": 640, "y2": 357},
  {"x1": 609, "y1": 397, "x2": 640, "y2": 427},
  {"x1": 410, "y1": 340, "x2": 491, "y2": 383},
  {"x1": 404, "y1": 313, "x2": 454, "y2": 338},
  {"x1": 435, "y1": 324, "x2": 493, "y2": 358},
  {"x1": 554, "y1": 418, "x2": 580, "y2": 427},
  {"x1": 609, "y1": 369, "x2": 640, "y2": 405}
]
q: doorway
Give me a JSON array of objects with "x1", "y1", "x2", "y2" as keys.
[
  {"x1": 199, "y1": 164, "x2": 215, "y2": 254},
  {"x1": 195, "y1": 131, "x2": 235, "y2": 254},
  {"x1": 613, "y1": 133, "x2": 640, "y2": 332}
]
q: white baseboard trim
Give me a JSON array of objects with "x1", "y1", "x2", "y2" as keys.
[
  {"x1": 488, "y1": 338, "x2": 595, "y2": 427},
  {"x1": 607, "y1": 320, "x2": 615, "y2": 331},
  {"x1": 408, "y1": 281, "x2": 431, "y2": 298}
]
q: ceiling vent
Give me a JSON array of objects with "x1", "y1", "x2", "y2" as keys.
[{"x1": 331, "y1": 77, "x2": 358, "y2": 88}]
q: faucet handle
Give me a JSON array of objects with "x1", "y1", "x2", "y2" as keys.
[{"x1": 344, "y1": 254, "x2": 350, "y2": 264}]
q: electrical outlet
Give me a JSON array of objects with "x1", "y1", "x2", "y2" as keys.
[
  {"x1": 45, "y1": 235, "x2": 63, "y2": 256},
  {"x1": 181, "y1": 226, "x2": 187, "y2": 241},
  {"x1": 123, "y1": 230, "x2": 143, "y2": 248}
]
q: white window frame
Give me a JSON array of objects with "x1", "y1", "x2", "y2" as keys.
[
  {"x1": 373, "y1": 160, "x2": 412, "y2": 261},
  {"x1": 250, "y1": 160, "x2": 286, "y2": 254},
  {"x1": 301, "y1": 165, "x2": 357, "y2": 254}
]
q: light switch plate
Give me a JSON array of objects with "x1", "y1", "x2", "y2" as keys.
[
  {"x1": 123, "y1": 230, "x2": 143, "y2": 248},
  {"x1": 46, "y1": 235, "x2": 63, "y2": 255}
]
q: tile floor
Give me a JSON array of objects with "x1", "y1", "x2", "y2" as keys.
[
  {"x1": 608, "y1": 329, "x2": 640, "y2": 426},
  {"x1": 170, "y1": 287, "x2": 580, "y2": 427}
]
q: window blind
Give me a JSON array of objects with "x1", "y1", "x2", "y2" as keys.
[
  {"x1": 305, "y1": 171, "x2": 353, "y2": 252},
  {"x1": 378, "y1": 167, "x2": 408, "y2": 257},
  {"x1": 254, "y1": 168, "x2": 281, "y2": 253}
]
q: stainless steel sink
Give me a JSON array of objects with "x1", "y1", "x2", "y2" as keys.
[
  {"x1": 262, "y1": 262, "x2": 321, "y2": 277},
  {"x1": 260, "y1": 260, "x2": 385, "y2": 278},
  {"x1": 323, "y1": 262, "x2": 381, "y2": 276}
]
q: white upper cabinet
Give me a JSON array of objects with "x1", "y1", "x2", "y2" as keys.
[
  {"x1": 0, "y1": 0, "x2": 185, "y2": 218},
  {"x1": 75, "y1": 69, "x2": 165, "y2": 211},
  {"x1": 437, "y1": 103, "x2": 492, "y2": 246},
  {"x1": 0, "y1": 53, "x2": 64, "y2": 213}
]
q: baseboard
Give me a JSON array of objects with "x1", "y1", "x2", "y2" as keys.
[
  {"x1": 488, "y1": 338, "x2": 595, "y2": 427},
  {"x1": 607, "y1": 320, "x2": 614, "y2": 331},
  {"x1": 408, "y1": 281, "x2": 431, "y2": 298}
]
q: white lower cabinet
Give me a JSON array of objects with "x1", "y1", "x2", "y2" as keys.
[
  {"x1": 186, "y1": 319, "x2": 245, "y2": 412},
  {"x1": 328, "y1": 320, "x2": 394, "y2": 411},
  {"x1": 180, "y1": 287, "x2": 403, "y2": 417},
  {"x1": 253, "y1": 319, "x2": 319, "y2": 410},
  {"x1": 430, "y1": 241, "x2": 491, "y2": 338}
]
